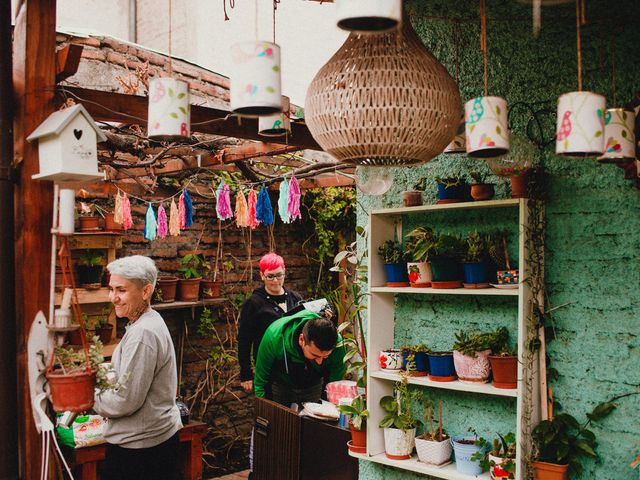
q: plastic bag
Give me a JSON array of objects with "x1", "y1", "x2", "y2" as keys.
[{"x1": 56, "y1": 413, "x2": 106, "y2": 448}]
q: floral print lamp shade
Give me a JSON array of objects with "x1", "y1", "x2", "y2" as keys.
[
  {"x1": 259, "y1": 96, "x2": 291, "y2": 137},
  {"x1": 555, "y1": 91, "x2": 606, "y2": 157},
  {"x1": 336, "y1": 0, "x2": 402, "y2": 32},
  {"x1": 230, "y1": 41, "x2": 282, "y2": 117},
  {"x1": 598, "y1": 108, "x2": 636, "y2": 162},
  {"x1": 147, "y1": 77, "x2": 191, "y2": 140},
  {"x1": 465, "y1": 96, "x2": 510, "y2": 158}
]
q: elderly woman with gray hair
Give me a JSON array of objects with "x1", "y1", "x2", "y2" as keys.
[{"x1": 93, "y1": 255, "x2": 182, "y2": 480}]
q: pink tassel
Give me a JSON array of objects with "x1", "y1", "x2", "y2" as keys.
[
  {"x1": 122, "y1": 193, "x2": 133, "y2": 230},
  {"x1": 178, "y1": 192, "x2": 186, "y2": 229},
  {"x1": 287, "y1": 175, "x2": 301, "y2": 222},
  {"x1": 247, "y1": 188, "x2": 260, "y2": 230},
  {"x1": 216, "y1": 182, "x2": 233, "y2": 220},
  {"x1": 169, "y1": 198, "x2": 180, "y2": 236},
  {"x1": 114, "y1": 191, "x2": 123, "y2": 224},
  {"x1": 157, "y1": 204, "x2": 168, "y2": 239}
]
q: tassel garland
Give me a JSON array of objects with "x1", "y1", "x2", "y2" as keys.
[
  {"x1": 216, "y1": 182, "x2": 233, "y2": 220},
  {"x1": 122, "y1": 193, "x2": 133, "y2": 230},
  {"x1": 235, "y1": 190, "x2": 249, "y2": 227},
  {"x1": 157, "y1": 204, "x2": 168, "y2": 239},
  {"x1": 114, "y1": 191, "x2": 123, "y2": 224},
  {"x1": 278, "y1": 178, "x2": 290, "y2": 224},
  {"x1": 183, "y1": 189, "x2": 193, "y2": 227},
  {"x1": 256, "y1": 186, "x2": 274, "y2": 226},
  {"x1": 287, "y1": 175, "x2": 301, "y2": 222},
  {"x1": 144, "y1": 202, "x2": 157, "y2": 241},
  {"x1": 178, "y1": 192, "x2": 186, "y2": 229},
  {"x1": 169, "y1": 198, "x2": 180, "y2": 236},
  {"x1": 247, "y1": 189, "x2": 260, "y2": 230}
]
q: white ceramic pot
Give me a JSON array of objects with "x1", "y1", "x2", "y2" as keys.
[
  {"x1": 453, "y1": 349, "x2": 491, "y2": 383},
  {"x1": 147, "y1": 78, "x2": 190, "y2": 140},
  {"x1": 379, "y1": 349, "x2": 403, "y2": 371},
  {"x1": 407, "y1": 262, "x2": 432, "y2": 287},
  {"x1": 555, "y1": 91, "x2": 606, "y2": 157},
  {"x1": 465, "y1": 96, "x2": 510, "y2": 158},
  {"x1": 383, "y1": 427, "x2": 416, "y2": 460},
  {"x1": 336, "y1": 0, "x2": 402, "y2": 32},
  {"x1": 415, "y1": 436, "x2": 452, "y2": 466},
  {"x1": 599, "y1": 108, "x2": 636, "y2": 162}
]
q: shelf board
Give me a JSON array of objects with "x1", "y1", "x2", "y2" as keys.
[
  {"x1": 152, "y1": 298, "x2": 227, "y2": 311},
  {"x1": 370, "y1": 371, "x2": 518, "y2": 397},
  {"x1": 370, "y1": 286, "x2": 519, "y2": 296},
  {"x1": 349, "y1": 451, "x2": 491, "y2": 479},
  {"x1": 54, "y1": 287, "x2": 110, "y2": 305},
  {"x1": 371, "y1": 198, "x2": 521, "y2": 215}
]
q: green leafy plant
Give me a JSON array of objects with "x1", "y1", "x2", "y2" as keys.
[
  {"x1": 412, "y1": 177, "x2": 429, "y2": 191},
  {"x1": 377, "y1": 240, "x2": 410, "y2": 264},
  {"x1": 405, "y1": 226, "x2": 437, "y2": 262},
  {"x1": 197, "y1": 307, "x2": 216, "y2": 338},
  {"x1": 379, "y1": 378, "x2": 422, "y2": 431},
  {"x1": 478, "y1": 432, "x2": 516, "y2": 478},
  {"x1": 435, "y1": 175, "x2": 464, "y2": 188},
  {"x1": 78, "y1": 250, "x2": 103, "y2": 267},
  {"x1": 486, "y1": 231, "x2": 510, "y2": 270},
  {"x1": 178, "y1": 253, "x2": 207, "y2": 279},
  {"x1": 464, "y1": 231, "x2": 488, "y2": 263},
  {"x1": 469, "y1": 171, "x2": 493, "y2": 185},
  {"x1": 78, "y1": 201, "x2": 107, "y2": 218},
  {"x1": 453, "y1": 327, "x2": 509, "y2": 357},
  {"x1": 337, "y1": 394, "x2": 369, "y2": 431},
  {"x1": 532, "y1": 402, "x2": 616, "y2": 476},
  {"x1": 417, "y1": 392, "x2": 448, "y2": 442},
  {"x1": 431, "y1": 234, "x2": 466, "y2": 260}
]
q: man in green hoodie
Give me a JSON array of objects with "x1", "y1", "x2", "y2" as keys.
[{"x1": 253, "y1": 304, "x2": 346, "y2": 406}]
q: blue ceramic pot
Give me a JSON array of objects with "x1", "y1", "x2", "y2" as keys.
[
  {"x1": 463, "y1": 262, "x2": 489, "y2": 284},
  {"x1": 430, "y1": 258, "x2": 462, "y2": 282},
  {"x1": 436, "y1": 183, "x2": 467, "y2": 201},
  {"x1": 402, "y1": 350, "x2": 428, "y2": 373},
  {"x1": 384, "y1": 263, "x2": 409, "y2": 285},
  {"x1": 427, "y1": 352, "x2": 456, "y2": 379}
]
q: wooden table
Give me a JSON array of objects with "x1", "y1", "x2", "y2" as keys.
[{"x1": 66, "y1": 421, "x2": 208, "y2": 480}]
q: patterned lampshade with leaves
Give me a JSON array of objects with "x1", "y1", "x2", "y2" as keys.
[
  {"x1": 555, "y1": 91, "x2": 605, "y2": 157},
  {"x1": 147, "y1": 77, "x2": 190, "y2": 141},
  {"x1": 598, "y1": 108, "x2": 636, "y2": 162},
  {"x1": 465, "y1": 96, "x2": 510, "y2": 158}
]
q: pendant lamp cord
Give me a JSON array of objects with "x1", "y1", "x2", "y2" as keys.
[
  {"x1": 575, "y1": 0, "x2": 585, "y2": 91},
  {"x1": 273, "y1": 0, "x2": 280, "y2": 44},
  {"x1": 168, "y1": 0, "x2": 173, "y2": 76},
  {"x1": 610, "y1": 35, "x2": 617, "y2": 107},
  {"x1": 480, "y1": 0, "x2": 488, "y2": 97}
]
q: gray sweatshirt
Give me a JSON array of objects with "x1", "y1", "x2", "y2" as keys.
[{"x1": 93, "y1": 309, "x2": 182, "y2": 448}]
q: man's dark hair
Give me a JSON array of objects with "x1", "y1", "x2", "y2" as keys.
[{"x1": 302, "y1": 317, "x2": 338, "y2": 352}]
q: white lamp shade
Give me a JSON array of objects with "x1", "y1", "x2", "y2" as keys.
[
  {"x1": 555, "y1": 91, "x2": 605, "y2": 157},
  {"x1": 443, "y1": 119, "x2": 466, "y2": 153},
  {"x1": 230, "y1": 41, "x2": 282, "y2": 117},
  {"x1": 465, "y1": 96, "x2": 510, "y2": 158},
  {"x1": 259, "y1": 96, "x2": 291, "y2": 137},
  {"x1": 58, "y1": 189, "x2": 76, "y2": 235},
  {"x1": 336, "y1": 0, "x2": 402, "y2": 32},
  {"x1": 598, "y1": 108, "x2": 636, "y2": 162},
  {"x1": 148, "y1": 78, "x2": 190, "y2": 140}
]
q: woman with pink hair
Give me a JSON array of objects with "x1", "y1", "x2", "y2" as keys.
[{"x1": 238, "y1": 252, "x2": 303, "y2": 394}]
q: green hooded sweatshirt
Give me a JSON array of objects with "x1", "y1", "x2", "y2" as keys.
[{"x1": 254, "y1": 310, "x2": 346, "y2": 398}]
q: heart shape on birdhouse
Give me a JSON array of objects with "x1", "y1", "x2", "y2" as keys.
[{"x1": 73, "y1": 129, "x2": 83, "y2": 140}]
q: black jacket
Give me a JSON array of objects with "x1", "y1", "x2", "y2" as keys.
[{"x1": 237, "y1": 286, "x2": 303, "y2": 381}]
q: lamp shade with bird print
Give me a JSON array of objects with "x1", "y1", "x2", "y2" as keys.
[
  {"x1": 598, "y1": 108, "x2": 636, "y2": 162},
  {"x1": 465, "y1": 96, "x2": 510, "y2": 158},
  {"x1": 555, "y1": 91, "x2": 606, "y2": 157}
]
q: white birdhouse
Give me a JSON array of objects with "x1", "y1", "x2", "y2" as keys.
[{"x1": 27, "y1": 104, "x2": 106, "y2": 182}]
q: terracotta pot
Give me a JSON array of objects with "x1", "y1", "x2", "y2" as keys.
[
  {"x1": 156, "y1": 276, "x2": 178, "y2": 303},
  {"x1": 46, "y1": 370, "x2": 96, "y2": 412},
  {"x1": 470, "y1": 183, "x2": 495, "y2": 201},
  {"x1": 532, "y1": 461, "x2": 569, "y2": 480},
  {"x1": 489, "y1": 355, "x2": 518, "y2": 389},
  {"x1": 201, "y1": 279, "x2": 222, "y2": 299},
  {"x1": 349, "y1": 422, "x2": 366, "y2": 448},
  {"x1": 103, "y1": 212, "x2": 123, "y2": 233},
  {"x1": 78, "y1": 216, "x2": 101, "y2": 232},
  {"x1": 97, "y1": 324, "x2": 114, "y2": 344},
  {"x1": 509, "y1": 174, "x2": 528, "y2": 198},
  {"x1": 178, "y1": 277, "x2": 202, "y2": 301},
  {"x1": 453, "y1": 349, "x2": 491, "y2": 383},
  {"x1": 402, "y1": 191, "x2": 423, "y2": 207}
]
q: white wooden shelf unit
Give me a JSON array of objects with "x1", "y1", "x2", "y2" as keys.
[{"x1": 361, "y1": 198, "x2": 542, "y2": 480}]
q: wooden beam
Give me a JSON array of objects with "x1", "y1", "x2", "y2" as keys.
[
  {"x1": 13, "y1": 0, "x2": 57, "y2": 478},
  {"x1": 56, "y1": 44, "x2": 83, "y2": 82},
  {"x1": 56, "y1": 86, "x2": 322, "y2": 150}
]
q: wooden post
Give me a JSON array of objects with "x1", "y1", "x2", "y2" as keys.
[{"x1": 13, "y1": 0, "x2": 57, "y2": 477}]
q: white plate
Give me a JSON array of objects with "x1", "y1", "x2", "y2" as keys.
[{"x1": 490, "y1": 283, "x2": 519, "y2": 290}]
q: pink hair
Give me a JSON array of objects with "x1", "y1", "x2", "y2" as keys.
[{"x1": 259, "y1": 252, "x2": 285, "y2": 273}]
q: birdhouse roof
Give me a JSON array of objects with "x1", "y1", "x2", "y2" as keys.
[{"x1": 26, "y1": 104, "x2": 107, "y2": 143}]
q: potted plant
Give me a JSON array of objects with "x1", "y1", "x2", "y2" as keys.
[
  {"x1": 469, "y1": 171, "x2": 496, "y2": 201},
  {"x1": 76, "y1": 250, "x2": 104, "y2": 287},
  {"x1": 462, "y1": 231, "x2": 490, "y2": 288},
  {"x1": 402, "y1": 177, "x2": 428, "y2": 207},
  {"x1": 404, "y1": 226, "x2": 436, "y2": 288},
  {"x1": 429, "y1": 234, "x2": 465, "y2": 289},
  {"x1": 488, "y1": 330, "x2": 518, "y2": 389},
  {"x1": 77, "y1": 201, "x2": 106, "y2": 232},
  {"x1": 415, "y1": 394, "x2": 451, "y2": 466},
  {"x1": 484, "y1": 432, "x2": 516, "y2": 480},
  {"x1": 202, "y1": 257, "x2": 231, "y2": 299},
  {"x1": 155, "y1": 274, "x2": 179, "y2": 303},
  {"x1": 103, "y1": 210, "x2": 123, "y2": 233},
  {"x1": 337, "y1": 394, "x2": 369, "y2": 453},
  {"x1": 377, "y1": 240, "x2": 410, "y2": 287},
  {"x1": 452, "y1": 428, "x2": 487, "y2": 476},
  {"x1": 452, "y1": 327, "x2": 508, "y2": 383},
  {"x1": 93, "y1": 306, "x2": 114, "y2": 344},
  {"x1": 435, "y1": 175, "x2": 468, "y2": 203},
  {"x1": 379, "y1": 349, "x2": 403, "y2": 372},
  {"x1": 427, "y1": 351, "x2": 456, "y2": 381},
  {"x1": 177, "y1": 253, "x2": 206, "y2": 301},
  {"x1": 379, "y1": 379, "x2": 421, "y2": 460},
  {"x1": 401, "y1": 343, "x2": 429, "y2": 376},
  {"x1": 532, "y1": 401, "x2": 616, "y2": 480}
]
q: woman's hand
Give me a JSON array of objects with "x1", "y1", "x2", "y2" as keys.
[{"x1": 241, "y1": 380, "x2": 253, "y2": 393}]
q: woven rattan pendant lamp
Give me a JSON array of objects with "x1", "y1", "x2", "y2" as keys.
[{"x1": 305, "y1": 15, "x2": 461, "y2": 167}]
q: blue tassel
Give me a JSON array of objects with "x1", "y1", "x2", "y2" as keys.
[
  {"x1": 183, "y1": 189, "x2": 193, "y2": 227},
  {"x1": 144, "y1": 202, "x2": 157, "y2": 241},
  {"x1": 256, "y1": 185, "x2": 274, "y2": 226}
]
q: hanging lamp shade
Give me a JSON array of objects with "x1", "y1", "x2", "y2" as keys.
[
  {"x1": 598, "y1": 108, "x2": 636, "y2": 163},
  {"x1": 336, "y1": 0, "x2": 402, "y2": 32},
  {"x1": 230, "y1": 41, "x2": 282, "y2": 116},
  {"x1": 443, "y1": 118, "x2": 466, "y2": 154},
  {"x1": 148, "y1": 77, "x2": 191, "y2": 140},
  {"x1": 555, "y1": 91, "x2": 605, "y2": 157},
  {"x1": 304, "y1": 20, "x2": 461, "y2": 166},
  {"x1": 465, "y1": 96, "x2": 510, "y2": 158},
  {"x1": 259, "y1": 95, "x2": 291, "y2": 137}
]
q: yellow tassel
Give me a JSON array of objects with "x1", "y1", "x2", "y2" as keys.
[
  {"x1": 235, "y1": 190, "x2": 249, "y2": 228},
  {"x1": 114, "y1": 191, "x2": 123, "y2": 224},
  {"x1": 169, "y1": 198, "x2": 180, "y2": 236}
]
